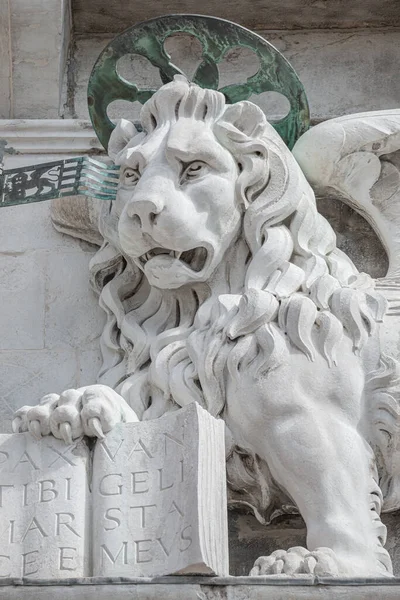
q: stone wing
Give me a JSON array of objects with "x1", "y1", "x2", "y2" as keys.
[
  {"x1": 51, "y1": 196, "x2": 105, "y2": 246},
  {"x1": 293, "y1": 109, "x2": 400, "y2": 278},
  {"x1": 293, "y1": 110, "x2": 400, "y2": 512}
]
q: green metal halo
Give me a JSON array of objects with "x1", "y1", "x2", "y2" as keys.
[{"x1": 87, "y1": 14, "x2": 310, "y2": 151}]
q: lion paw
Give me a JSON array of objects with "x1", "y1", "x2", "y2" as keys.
[
  {"x1": 12, "y1": 385, "x2": 138, "y2": 444},
  {"x1": 250, "y1": 547, "x2": 339, "y2": 577}
]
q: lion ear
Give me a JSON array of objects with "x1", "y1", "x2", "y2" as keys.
[
  {"x1": 108, "y1": 119, "x2": 137, "y2": 162},
  {"x1": 217, "y1": 101, "x2": 270, "y2": 205},
  {"x1": 236, "y1": 149, "x2": 268, "y2": 206},
  {"x1": 222, "y1": 101, "x2": 267, "y2": 140}
]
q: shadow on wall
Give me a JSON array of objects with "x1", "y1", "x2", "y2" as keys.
[
  {"x1": 317, "y1": 196, "x2": 388, "y2": 279},
  {"x1": 228, "y1": 510, "x2": 400, "y2": 576}
]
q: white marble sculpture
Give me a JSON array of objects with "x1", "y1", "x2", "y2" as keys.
[{"x1": 12, "y1": 75, "x2": 400, "y2": 577}]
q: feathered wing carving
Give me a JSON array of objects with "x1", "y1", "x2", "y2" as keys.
[
  {"x1": 293, "y1": 110, "x2": 400, "y2": 278},
  {"x1": 293, "y1": 110, "x2": 400, "y2": 512},
  {"x1": 51, "y1": 196, "x2": 105, "y2": 246}
]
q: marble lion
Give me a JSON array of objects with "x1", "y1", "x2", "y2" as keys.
[{"x1": 13, "y1": 76, "x2": 400, "y2": 578}]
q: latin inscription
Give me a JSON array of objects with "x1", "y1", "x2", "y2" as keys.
[
  {"x1": 0, "y1": 434, "x2": 89, "y2": 578},
  {"x1": 0, "y1": 404, "x2": 227, "y2": 578},
  {"x1": 92, "y1": 412, "x2": 201, "y2": 576}
]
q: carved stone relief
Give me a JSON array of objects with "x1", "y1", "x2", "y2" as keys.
[
  {"x1": 12, "y1": 75, "x2": 400, "y2": 578},
  {"x1": 92, "y1": 403, "x2": 228, "y2": 577},
  {"x1": 5, "y1": 403, "x2": 227, "y2": 577},
  {"x1": 4, "y1": 11, "x2": 400, "y2": 580}
]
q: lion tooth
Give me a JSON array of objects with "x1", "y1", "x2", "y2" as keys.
[
  {"x1": 176, "y1": 251, "x2": 182, "y2": 260},
  {"x1": 169, "y1": 250, "x2": 174, "y2": 257}
]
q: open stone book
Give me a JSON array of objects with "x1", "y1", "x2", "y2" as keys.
[{"x1": 0, "y1": 404, "x2": 228, "y2": 578}]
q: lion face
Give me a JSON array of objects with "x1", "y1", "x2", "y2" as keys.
[{"x1": 116, "y1": 118, "x2": 242, "y2": 289}]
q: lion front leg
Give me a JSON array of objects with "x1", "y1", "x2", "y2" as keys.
[{"x1": 242, "y1": 408, "x2": 392, "y2": 577}]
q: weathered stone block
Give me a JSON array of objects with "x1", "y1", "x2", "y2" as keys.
[
  {"x1": 10, "y1": 0, "x2": 67, "y2": 118},
  {"x1": 0, "y1": 433, "x2": 90, "y2": 578},
  {"x1": 3, "y1": 579, "x2": 400, "y2": 599},
  {"x1": 0, "y1": 0, "x2": 11, "y2": 119},
  {"x1": 92, "y1": 403, "x2": 229, "y2": 577},
  {"x1": 76, "y1": 342, "x2": 103, "y2": 388},
  {"x1": 0, "y1": 348, "x2": 77, "y2": 435},
  {"x1": 0, "y1": 251, "x2": 45, "y2": 350},
  {"x1": 45, "y1": 250, "x2": 104, "y2": 350}
]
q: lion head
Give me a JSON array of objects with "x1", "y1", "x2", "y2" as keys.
[{"x1": 108, "y1": 76, "x2": 349, "y2": 292}]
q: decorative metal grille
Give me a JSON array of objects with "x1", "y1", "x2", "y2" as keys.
[
  {"x1": 0, "y1": 157, "x2": 119, "y2": 208},
  {"x1": 87, "y1": 14, "x2": 310, "y2": 151}
]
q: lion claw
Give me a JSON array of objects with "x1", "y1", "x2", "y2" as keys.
[
  {"x1": 12, "y1": 417, "x2": 22, "y2": 433},
  {"x1": 250, "y1": 547, "x2": 343, "y2": 577},
  {"x1": 88, "y1": 417, "x2": 105, "y2": 439},
  {"x1": 28, "y1": 419, "x2": 42, "y2": 440},
  {"x1": 272, "y1": 559, "x2": 284, "y2": 574},
  {"x1": 304, "y1": 556, "x2": 317, "y2": 573},
  {"x1": 59, "y1": 422, "x2": 73, "y2": 445},
  {"x1": 12, "y1": 385, "x2": 138, "y2": 444}
]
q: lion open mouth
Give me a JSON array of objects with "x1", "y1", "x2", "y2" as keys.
[{"x1": 138, "y1": 246, "x2": 208, "y2": 272}]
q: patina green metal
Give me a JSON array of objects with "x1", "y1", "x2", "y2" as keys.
[
  {"x1": 0, "y1": 157, "x2": 119, "y2": 208},
  {"x1": 87, "y1": 14, "x2": 310, "y2": 151}
]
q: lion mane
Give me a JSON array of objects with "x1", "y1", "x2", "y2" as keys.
[{"x1": 88, "y1": 78, "x2": 390, "y2": 522}]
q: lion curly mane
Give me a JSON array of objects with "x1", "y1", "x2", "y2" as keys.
[{"x1": 90, "y1": 78, "x2": 384, "y2": 415}]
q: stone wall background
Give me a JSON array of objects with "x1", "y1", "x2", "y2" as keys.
[
  {"x1": 0, "y1": 0, "x2": 398, "y2": 575},
  {"x1": 0, "y1": 162, "x2": 105, "y2": 435}
]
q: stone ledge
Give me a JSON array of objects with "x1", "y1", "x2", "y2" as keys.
[
  {"x1": 0, "y1": 120, "x2": 102, "y2": 155},
  {"x1": 72, "y1": 0, "x2": 400, "y2": 34},
  {"x1": 1, "y1": 577, "x2": 400, "y2": 599}
]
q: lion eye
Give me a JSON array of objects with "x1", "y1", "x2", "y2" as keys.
[
  {"x1": 122, "y1": 168, "x2": 140, "y2": 186},
  {"x1": 182, "y1": 161, "x2": 206, "y2": 181}
]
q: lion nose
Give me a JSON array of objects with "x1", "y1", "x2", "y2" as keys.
[{"x1": 126, "y1": 198, "x2": 163, "y2": 229}]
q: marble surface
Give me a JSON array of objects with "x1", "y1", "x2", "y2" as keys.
[
  {"x1": 2, "y1": 577, "x2": 400, "y2": 599},
  {"x1": 91, "y1": 404, "x2": 228, "y2": 577},
  {"x1": 2, "y1": 405, "x2": 228, "y2": 578},
  {"x1": 0, "y1": 433, "x2": 89, "y2": 578},
  {"x1": 12, "y1": 78, "x2": 400, "y2": 578}
]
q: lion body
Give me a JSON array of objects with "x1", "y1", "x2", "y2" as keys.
[
  {"x1": 17, "y1": 77, "x2": 398, "y2": 577},
  {"x1": 84, "y1": 78, "x2": 399, "y2": 576}
]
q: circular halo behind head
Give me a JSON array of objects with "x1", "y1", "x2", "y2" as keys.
[{"x1": 87, "y1": 14, "x2": 310, "y2": 151}]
